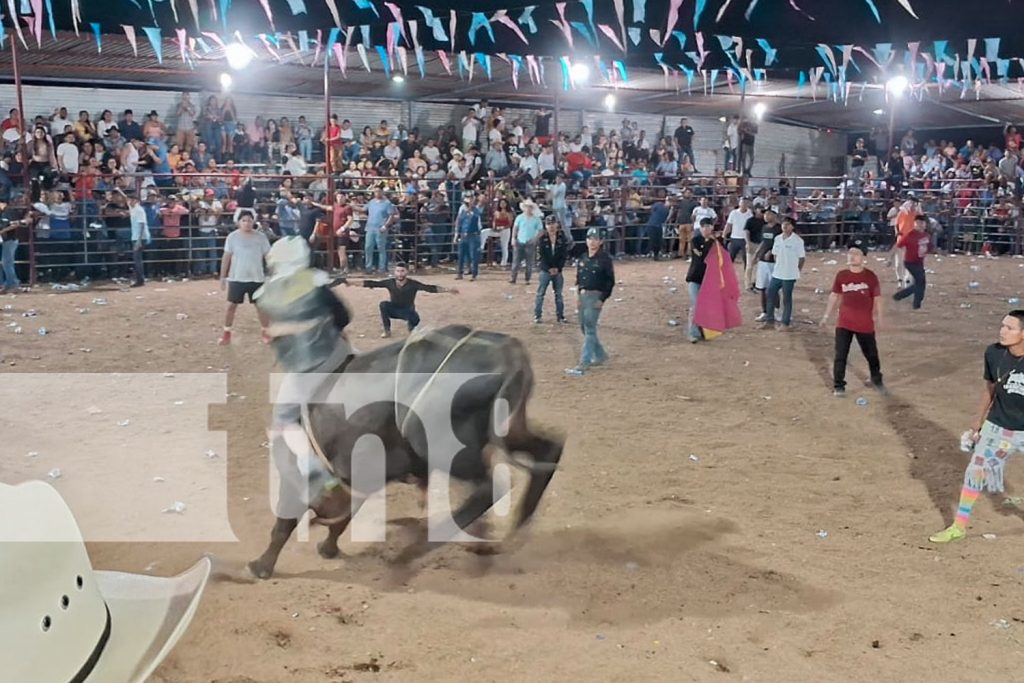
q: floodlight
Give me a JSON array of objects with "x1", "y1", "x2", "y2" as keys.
[
  {"x1": 225, "y1": 42, "x2": 255, "y2": 71},
  {"x1": 886, "y1": 75, "x2": 909, "y2": 97},
  {"x1": 392, "y1": 74, "x2": 405, "y2": 83},
  {"x1": 219, "y1": 73, "x2": 233, "y2": 91},
  {"x1": 873, "y1": 108, "x2": 885, "y2": 116},
  {"x1": 603, "y1": 93, "x2": 616, "y2": 110},
  {"x1": 570, "y1": 63, "x2": 591, "y2": 83},
  {"x1": 753, "y1": 102, "x2": 767, "y2": 120}
]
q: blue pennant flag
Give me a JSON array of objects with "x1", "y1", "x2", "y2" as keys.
[
  {"x1": 872, "y1": 43, "x2": 892, "y2": 66},
  {"x1": 417, "y1": 7, "x2": 448, "y2": 42},
  {"x1": 298, "y1": 30, "x2": 309, "y2": 53},
  {"x1": 560, "y1": 56, "x2": 572, "y2": 90},
  {"x1": 90, "y1": 22, "x2": 102, "y2": 52},
  {"x1": 709, "y1": 68, "x2": 719, "y2": 94},
  {"x1": 375, "y1": 45, "x2": 391, "y2": 77},
  {"x1": 694, "y1": 0, "x2": 707, "y2": 29},
  {"x1": 996, "y1": 58, "x2": 1010, "y2": 79},
  {"x1": 862, "y1": 0, "x2": 880, "y2": 23},
  {"x1": 984, "y1": 37, "x2": 1000, "y2": 62},
  {"x1": 219, "y1": 0, "x2": 231, "y2": 29},
  {"x1": 933, "y1": 40, "x2": 950, "y2": 65},
  {"x1": 142, "y1": 26, "x2": 162, "y2": 64},
  {"x1": 326, "y1": 27, "x2": 340, "y2": 53},
  {"x1": 628, "y1": 27, "x2": 641, "y2": 46},
  {"x1": 360, "y1": 25, "x2": 370, "y2": 46},
  {"x1": 415, "y1": 46, "x2": 426, "y2": 77},
  {"x1": 43, "y1": 0, "x2": 56, "y2": 38},
  {"x1": 518, "y1": 6, "x2": 537, "y2": 34},
  {"x1": 284, "y1": 0, "x2": 307, "y2": 14},
  {"x1": 468, "y1": 12, "x2": 494, "y2": 46},
  {"x1": 756, "y1": 38, "x2": 777, "y2": 66},
  {"x1": 353, "y1": 0, "x2": 379, "y2": 18},
  {"x1": 613, "y1": 60, "x2": 628, "y2": 82},
  {"x1": 672, "y1": 31, "x2": 686, "y2": 51},
  {"x1": 633, "y1": 0, "x2": 646, "y2": 23},
  {"x1": 478, "y1": 53, "x2": 492, "y2": 79}
]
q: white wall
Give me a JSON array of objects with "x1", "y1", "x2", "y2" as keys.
[{"x1": 0, "y1": 83, "x2": 845, "y2": 179}]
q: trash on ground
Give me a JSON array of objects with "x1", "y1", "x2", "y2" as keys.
[{"x1": 162, "y1": 501, "x2": 187, "y2": 514}]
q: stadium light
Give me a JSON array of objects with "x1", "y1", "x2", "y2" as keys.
[
  {"x1": 718, "y1": 116, "x2": 727, "y2": 123},
  {"x1": 603, "y1": 93, "x2": 616, "y2": 110},
  {"x1": 873, "y1": 108, "x2": 885, "y2": 116},
  {"x1": 219, "y1": 73, "x2": 233, "y2": 91},
  {"x1": 225, "y1": 42, "x2": 255, "y2": 71},
  {"x1": 753, "y1": 102, "x2": 767, "y2": 120},
  {"x1": 886, "y1": 75, "x2": 909, "y2": 97},
  {"x1": 570, "y1": 62, "x2": 591, "y2": 83},
  {"x1": 392, "y1": 74, "x2": 405, "y2": 83}
]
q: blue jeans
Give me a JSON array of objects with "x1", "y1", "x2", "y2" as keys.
[
  {"x1": 299, "y1": 138, "x2": 312, "y2": 161},
  {"x1": 457, "y1": 234, "x2": 480, "y2": 277},
  {"x1": 766, "y1": 277, "x2": 796, "y2": 326},
  {"x1": 192, "y1": 234, "x2": 219, "y2": 275},
  {"x1": 1, "y1": 238, "x2": 19, "y2": 290},
  {"x1": 687, "y1": 281, "x2": 701, "y2": 340},
  {"x1": 578, "y1": 291, "x2": 608, "y2": 367},
  {"x1": 894, "y1": 260, "x2": 926, "y2": 308},
  {"x1": 534, "y1": 270, "x2": 564, "y2": 320},
  {"x1": 364, "y1": 230, "x2": 388, "y2": 273},
  {"x1": 133, "y1": 243, "x2": 146, "y2": 284},
  {"x1": 380, "y1": 301, "x2": 420, "y2": 332},
  {"x1": 420, "y1": 227, "x2": 441, "y2": 266}
]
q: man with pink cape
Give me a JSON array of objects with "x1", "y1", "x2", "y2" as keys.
[{"x1": 692, "y1": 223, "x2": 743, "y2": 341}]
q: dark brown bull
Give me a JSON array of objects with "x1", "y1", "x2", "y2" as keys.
[{"x1": 248, "y1": 325, "x2": 564, "y2": 579}]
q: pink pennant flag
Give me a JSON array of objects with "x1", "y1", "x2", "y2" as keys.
[
  {"x1": 852, "y1": 46, "x2": 881, "y2": 69},
  {"x1": 467, "y1": 52, "x2": 475, "y2": 82},
  {"x1": 209, "y1": 0, "x2": 217, "y2": 22},
  {"x1": 744, "y1": 48, "x2": 753, "y2": 70},
  {"x1": 788, "y1": 0, "x2": 815, "y2": 21},
  {"x1": 967, "y1": 39, "x2": 977, "y2": 63},
  {"x1": 816, "y1": 44, "x2": 837, "y2": 75},
  {"x1": 257, "y1": 0, "x2": 275, "y2": 29},
  {"x1": 30, "y1": 0, "x2": 42, "y2": 47},
  {"x1": 553, "y1": 3, "x2": 573, "y2": 48},
  {"x1": 649, "y1": 28, "x2": 662, "y2": 46},
  {"x1": 384, "y1": 2, "x2": 402, "y2": 22},
  {"x1": 695, "y1": 32, "x2": 708, "y2": 69},
  {"x1": 511, "y1": 58, "x2": 519, "y2": 88},
  {"x1": 613, "y1": 0, "x2": 625, "y2": 50},
  {"x1": 809, "y1": 66, "x2": 824, "y2": 101},
  {"x1": 896, "y1": 0, "x2": 919, "y2": 19},
  {"x1": 664, "y1": 0, "x2": 683, "y2": 45},
  {"x1": 258, "y1": 34, "x2": 280, "y2": 61},
  {"x1": 408, "y1": 19, "x2": 419, "y2": 49},
  {"x1": 907, "y1": 41, "x2": 919, "y2": 68},
  {"x1": 202, "y1": 31, "x2": 226, "y2": 49},
  {"x1": 716, "y1": 0, "x2": 735, "y2": 22},
  {"x1": 936, "y1": 62, "x2": 946, "y2": 93},
  {"x1": 123, "y1": 25, "x2": 138, "y2": 56},
  {"x1": 324, "y1": 0, "x2": 341, "y2": 26},
  {"x1": 356, "y1": 43, "x2": 370, "y2": 71},
  {"x1": 386, "y1": 22, "x2": 397, "y2": 57},
  {"x1": 449, "y1": 10, "x2": 456, "y2": 53},
  {"x1": 70, "y1": 0, "x2": 81, "y2": 35},
  {"x1": 397, "y1": 46, "x2": 408, "y2": 75},
  {"x1": 526, "y1": 55, "x2": 540, "y2": 84},
  {"x1": 981, "y1": 58, "x2": 991, "y2": 82},
  {"x1": 285, "y1": 33, "x2": 303, "y2": 64},
  {"x1": 333, "y1": 43, "x2": 347, "y2": 75},
  {"x1": 495, "y1": 52, "x2": 510, "y2": 64},
  {"x1": 841, "y1": 44, "x2": 853, "y2": 70},
  {"x1": 437, "y1": 50, "x2": 452, "y2": 75},
  {"x1": 187, "y1": 0, "x2": 200, "y2": 29},
  {"x1": 598, "y1": 24, "x2": 625, "y2": 52},
  {"x1": 493, "y1": 11, "x2": 529, "y2": 45},
  {"x1": 176, "y1": 28, "x2": 189, "y2": 63},
  {"x1": 921, "y1": 52, "x2": 934, "y2": 81}
]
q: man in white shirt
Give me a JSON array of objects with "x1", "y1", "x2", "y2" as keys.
[
  {"x1": 194, "y1": 190, "x2": 222, "y2": 276},
  {"x1": 421, "y1": 139, "x2": 440, "y2": 164},
  {"x1": 49, "y1": 107, "x2": 73, "y2": 138},
  {"x1": 461, "y1": 109, "x2": 480, "y2": 150},
  {"x1": 56, "y1": 133, "x2": 80, "y2": 177},
  {"x1": 520, "y1": 152, "x2": 540, "y2": 180},
  {"x1": 725, "y1": 115, "x2": 740, "y2": 171},
  {"x1": 126, "y1": 193, "x2": 151, "y2": 288},
  {"x1": 724, "y1": 197, "x2": 754, "y2": 263},
  {"x1": 219, "y1": 212, "x2": 271, "y2": 345},
  {"x1": 538, "y1": 145, "x2": 556, "y2": 181},
  {"x1": 691, "y1": 195, "x2": 717, "y2": 228},
  {"x1": 763, "y1": 216, "x2": 805, "y2": 329}
]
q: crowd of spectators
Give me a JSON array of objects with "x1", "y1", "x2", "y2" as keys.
[{"x1": 0, "y1": 93, "x2": 1020, "y2": 287}]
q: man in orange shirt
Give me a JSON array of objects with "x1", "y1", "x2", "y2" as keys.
[
  {"x1": 159, "y1": 196, "x2": 191, "y2": 277},
  {"x1": 893, "y1": 194, "x2": 919, "y2": 286}
]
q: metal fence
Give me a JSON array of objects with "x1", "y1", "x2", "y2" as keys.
[{"x1": 2, "y1": 170, "x2": 1021, "y2": 286}]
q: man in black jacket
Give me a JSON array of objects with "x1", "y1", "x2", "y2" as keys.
[
  {"x1": 534, "y1": 214, "x2": 569, "y2": 324},
  {"x1": 567, "y1": 227, "x2": 615, "y2": 376},
  {"x1": 361, "y1": 262, "x2": 458, "y2": 338},
  {"x1": 685, "y1": 218, "x2": 718, "y2": 343}
]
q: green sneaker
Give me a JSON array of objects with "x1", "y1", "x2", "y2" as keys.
[{"x1": 929, "y1": 524, "x2": 966, "y2": 544}]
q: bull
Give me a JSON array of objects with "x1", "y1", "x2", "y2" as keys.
[{"x1": 247, "y1": 325, "x2": 564, "y2": 580}]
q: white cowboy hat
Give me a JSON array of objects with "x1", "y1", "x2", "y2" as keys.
[
  {"x1": 520, "y1": 198, "x2": 538, "y2": 211},
  {"x1": 265, "y1": 235, "x2": 313, "y2": 279},
  {"x1": 0, "y1": 480, "x2": 210, "y2": 683}
]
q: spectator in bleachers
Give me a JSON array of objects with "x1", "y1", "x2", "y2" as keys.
[
  {"x1": 362, "y1": 188, "x2": 397, "y2": 273},
  {"x1": 175, "y1": 94, "x2": 197, "y2": 151},
  {"x1": 96, "y1": 110, "x2": 117, "y2": 139},
  {"x1": 295, "y1": 115, "x2": 313, "y2": 161}
]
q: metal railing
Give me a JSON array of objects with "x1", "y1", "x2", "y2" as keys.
[{"x1": 1, "y1": 171, "x2": 1021, "y2": 286}]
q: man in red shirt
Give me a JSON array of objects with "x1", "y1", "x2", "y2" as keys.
[
  {"x1": 820, "y1": 240, "x2": 886, "y2": 397},
  {"x1": 892, "y1": 214, "x2": 931, "y2": 309}
]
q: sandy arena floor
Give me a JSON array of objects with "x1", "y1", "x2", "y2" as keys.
[{"x1": 2, "y1": 251, "x2": 1024, "y2": 682}]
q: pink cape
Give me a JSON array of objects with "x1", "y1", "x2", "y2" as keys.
[{"x1": 693, "y1": 241, "x2": 743, "y2": 339}]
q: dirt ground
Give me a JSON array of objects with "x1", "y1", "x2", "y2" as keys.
[{"x1": 2, "y1": 251, "x2": 1024, "y2": 682}]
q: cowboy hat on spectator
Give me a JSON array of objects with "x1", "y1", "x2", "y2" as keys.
[{"x1": 0, "y1": 480, "x2": 211, "y2": 683}]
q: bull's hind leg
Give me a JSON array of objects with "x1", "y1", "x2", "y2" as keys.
[{"x1": 248, "y1": 517, "x2": 299, "y2": 579}]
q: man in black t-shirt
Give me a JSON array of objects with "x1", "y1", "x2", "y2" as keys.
[
  {"x1": 753, "y1": 209, "x2": 781, "y2": 321},
  {"x1": 742, "y1": 206, "x2": 766, "y2": 291},
  {"x1": 534, "y1": 109, "x2": 552, "y2": 142},
  {"x1": 673, "y1": 117, "x2": 697, "y2": 172},
  {"x1": 360, "y1": 262, "x2": 458, "y2": 337},
  {"x1": 684, "y1": 218, "x2": 717, "y2": 343},
  {"x1": 931, "y1": 311, "x2": 1024, "y2": 544}
]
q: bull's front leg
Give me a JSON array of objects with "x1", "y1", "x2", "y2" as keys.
[{"x1": 248, "y1": 517, "x2": 299, "y2": 579}]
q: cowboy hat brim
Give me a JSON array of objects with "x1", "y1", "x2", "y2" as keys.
[{"x1": 87, "y1": 557, "x2": 211, "y2": 683}]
